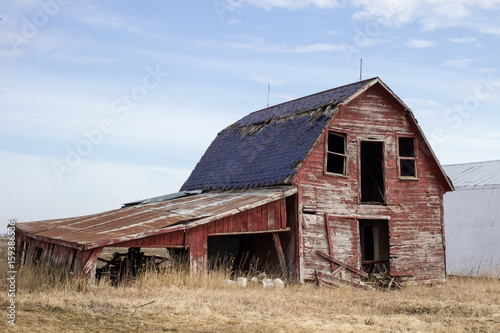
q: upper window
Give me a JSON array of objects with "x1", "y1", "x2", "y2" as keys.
[
  {"x1": 326, "y1": 132, "x2": 346, "y2": 175},
  {"x1": 398, "y1": 137, "x2": 417, "y2": 178}
]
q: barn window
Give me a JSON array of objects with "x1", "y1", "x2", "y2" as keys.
[
  {"x1": 33, "y1": 247, "x2": 43, "y2": 265},
  {"x1": 326, "y1": 132, "x2": 346, "y2": 175},
  {"x1": 398, "y1": 137, "x2": 417, "y2": 178}
]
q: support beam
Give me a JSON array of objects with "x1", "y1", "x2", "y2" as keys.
[
  {"x1": 272, "y1": 233, "x2": 288, "y2": 277},
  {"x1": 324, "y1": 213, "x2": 335, "y2": 272},
  {"x1": 316, "y1": 250, "x2": 368, "y2": 278},
  {"x1": 317, "y1": 271, "x2": 371, "y2": 290},
  {"x1": 81, "y1": 247, "x2": 103, "y2": 283},
  {"x1": 331, "y1": 253, "x2": 361, "y2": 277}
]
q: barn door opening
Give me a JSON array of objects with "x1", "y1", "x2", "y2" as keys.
[
  {"x1": 208, "y1": 234, "x2": 282, "y2": 275},
  {"x1": 360, "y1": 141, "x2": 385, "y2": 204},
  {"x1": 359, "y1": 219, "x2": 390, "y2": 264}
]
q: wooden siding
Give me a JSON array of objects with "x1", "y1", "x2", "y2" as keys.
[
  {"x1": 206, "y1": 198, "x2": 287, "y2": 236},
  {"x1": 113, "y1": 230, "x2": 185, "y2": 248},
  {"x1": 187, "y1": 198, "x2": 292, "y2": 272},
  {"x1": 295, "y1": 86, "x2": 447, "y2": 284}
]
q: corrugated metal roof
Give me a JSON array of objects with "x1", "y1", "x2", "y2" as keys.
[
  {"x1": 443, "y1": 160, "x2": 500, "y2": 189},
  {"x1": 16, "y1": 187, "x2": 296, "y2": 249},
  {"x1": 181, "y1": 78, "x2": 377, "y2": 191}
]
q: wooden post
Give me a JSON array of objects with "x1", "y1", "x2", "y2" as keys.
[
  {"x1": 186, "y1": 225, "x2": 208, "y2": 273},
  {"x1": 81, "y1": 247, "x2": 103, "y2": 283},
  {"x1": 272, "y1": 233, "x2": 288, "y2": 277},
  {"x1": 324, "y1": 213, "x2": 335, "y2": 272}
]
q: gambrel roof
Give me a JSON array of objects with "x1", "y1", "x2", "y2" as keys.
[{"x1": 181, "y1": 77, "x2": 453, "y2": 192}]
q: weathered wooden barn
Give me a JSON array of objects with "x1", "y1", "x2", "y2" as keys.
[{"x1": 15, "y1": 77, "x2": 453, "y2": 285}]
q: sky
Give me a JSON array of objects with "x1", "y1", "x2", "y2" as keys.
[{"x1": 1, "y1": 0, "x2": 499, "y2": 232}]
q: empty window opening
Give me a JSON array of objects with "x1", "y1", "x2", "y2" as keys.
[
  {"x1": 360, "y1": 141, "x2": 385, "y2": 204},
  {"x1": 398, "y1": 137, "x2": 417, "y2": 178},
  {"x1": 33, "y1": 247, "x2": 43, "y2": 265},
  {"x1": 326, "y1": 132, "x2": 346, "y2": 175},
  {"x1": 359, "y1": 220, "x2": 389, "y2": 264}
]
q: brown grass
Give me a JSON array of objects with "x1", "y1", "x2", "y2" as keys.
[{"x1": 1, "y1": 238, "x2": 499, "y2": 332}]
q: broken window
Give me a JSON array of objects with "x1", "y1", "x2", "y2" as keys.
[
  {"x1": 398, "y1": 137, "x2": 417, "y2": 178},
  {"x1": 326, "y1": 132, "x2": 346, "y2": 175},
  {"x1": 360, "y1": 141, "x2": 385, "y2": 204}
]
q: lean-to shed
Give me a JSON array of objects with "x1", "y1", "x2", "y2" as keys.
[
  {"x1": 443, "y1": 160, "x2": 500, "y2": 277},
  {"x1": 16, "y1": 77, "x2": 453, "y2": 285}
]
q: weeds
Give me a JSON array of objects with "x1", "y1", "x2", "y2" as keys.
[{"x1": 1, "y1": 239, "x2": 499, "y2": 332}]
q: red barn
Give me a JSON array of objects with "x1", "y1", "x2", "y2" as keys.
[{"x1": 15, "y1": 78, "x2": 453, "y2": 285}]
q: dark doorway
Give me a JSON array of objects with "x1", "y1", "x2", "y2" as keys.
[
  {"x1": 360, "y1": 141, "x2": 385, "y2": 204},
  {"x1": 359, "y1": 219, "x2": 390, "y2": 263},
  {"x1": 208, "y1": 234, "x2": 279, "y2": 275}
]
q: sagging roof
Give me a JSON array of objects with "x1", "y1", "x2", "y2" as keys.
[
  {"x1": 16, "y1": 187, "x2": 296, "y2": 250},
  {"x1": 443, "y1": 160, "x2": 500, "y2": 190},
  {"x1": 181, "y1": 78, "x2": 377, "y2": 191},
  {"x1": 181, "y1": 77, "x2": 453, "y2": 192}
]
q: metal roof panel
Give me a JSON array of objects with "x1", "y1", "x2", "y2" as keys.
[{"x1": 16, "y1": 187, "x2": 296, "y2": 248}]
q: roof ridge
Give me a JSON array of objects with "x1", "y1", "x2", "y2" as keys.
[
  {"x1": 444, "y1": 160, "x2": 500, "y2": 167},
  {"x1": 245, "y1": 77, "x2": 378, "y2": 117}
]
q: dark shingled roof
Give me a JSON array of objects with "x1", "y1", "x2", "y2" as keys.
[{"x1": 181, "y1": 78, "x2": 377, "y2": 191}]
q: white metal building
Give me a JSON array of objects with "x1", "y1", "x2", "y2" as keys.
[{"x1": 443, "y1": 160, "x2": 500, "y2": 277}]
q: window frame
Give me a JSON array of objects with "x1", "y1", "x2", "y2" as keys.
[
  {"x1": 325, "y1": 131, "x2": 348, "y2": 176},
  {"x1": 397, "y1": 136, "x2": 418, "y2": 179}
]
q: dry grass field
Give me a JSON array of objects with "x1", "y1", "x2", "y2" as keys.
[{"x1": 1, "y1": 238, "x2": 499, "y2": 332}]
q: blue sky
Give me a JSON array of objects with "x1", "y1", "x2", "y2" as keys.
[{"x1": 1, "y1": 0, "x2": 500, "y2": 230}]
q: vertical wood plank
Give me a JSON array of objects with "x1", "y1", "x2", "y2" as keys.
[
  {"x1": 248, "y1": 207, "x2": 254, "y2": 231},
  {"x1": 268, "y1": 203, "x2": 275, "y2": 230},
  {"x1": 253, "y1": 206, "x2": 261, "y2": 231},
  {"x1": 260, "y1": 204, "x2": 268, "y2": 231},
  {"x1": 274, "y1": 200, "x2": 281, "y2": 230},
  {"x1": 186, "y1": 225, "x2": 208, "y2": 272},
  {"x1": 280, "y1": 199, "x2": 287, "y2": 229},
  {"x1": 272, "y1": 233, "x2": 288, "y2": 276},
  {"x1": 325, "y1": 213, "x2": 335, "y2": 273}
]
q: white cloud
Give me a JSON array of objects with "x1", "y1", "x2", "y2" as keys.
[
  {"x1": 235, "y1": 0, "x2": 341, "y2": 10},
  {"x1": 480, "y1": 26, "x2": 500, "y2": 35},
  {"x1": 227, "y1": 37, "x2": 345, "y2": 53},
  {"x1": 405, "y1": 39, "x2": 436, "y2": 48},
  {"x1": 405, "y1": 98, "x2": 443, "y2": 118},
  {"x1": 433, "y1": 1, "x2": 469, "y2": 18},
  {"x1": 443, "y1": 58, "x2": 474, "y2": 69},
  {"x1": 474, "y1": 68, "x2": 497, "y2": 73},
  {"x1": 350, "y1": 0, "x2": 500, "y2": 35},
  {"x1": 73, "y1": 5, "x2": 141, "y2": 33},
  {"x1": 450, "y1": 36, "x2": 477, "y2": 43},
  {"x1": 351, "y1": 0, "x2": 420, "y2": 27},
  {"x1": 291, "y1": 43, "x2": 345, "y2": 52},
  {"x1": 251, "y1": 76, "x2": 290, "y2": 85}
]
